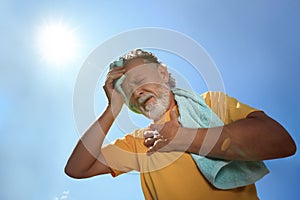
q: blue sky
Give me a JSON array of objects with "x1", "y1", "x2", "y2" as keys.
[{"x1": 1, "y1": 0, "x2": 299, "y2": 199}]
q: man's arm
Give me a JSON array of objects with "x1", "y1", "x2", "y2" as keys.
[
  {"x1": 186, "y1": 110, "x2": 296, "y2": 161},
  {"x1": 65, "y1": 106, "x2": 115, "y2": 178},
  {"x1": 65, "y1": 66, "x2": 126, "y2": 178},
  {"x1": 146, "y1": 110, "x2": 296, "y2": 161}
]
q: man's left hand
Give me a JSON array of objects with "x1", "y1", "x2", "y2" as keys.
[{"x1": 144, "y1": 109, "x2": 182, "y2": 155}]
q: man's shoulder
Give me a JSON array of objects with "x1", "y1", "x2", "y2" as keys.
[
  {"x1": 200, "y1": 91, "x2": 226, "y2": 98},
  {"x1": 200, "y1": 91, "x2": 227, "y2": 105}
]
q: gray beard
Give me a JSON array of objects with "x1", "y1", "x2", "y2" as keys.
[{"x1": 143, "y1": 92, "x2": 170, "y2": 120}]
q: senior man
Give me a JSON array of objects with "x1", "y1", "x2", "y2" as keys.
[{"x1": 65, "y1": 49, "x2": 296, "y2": 200}]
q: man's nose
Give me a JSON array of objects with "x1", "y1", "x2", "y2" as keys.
[{"x1": 133, "y1": 87, "x2": 144, "y2": 99}]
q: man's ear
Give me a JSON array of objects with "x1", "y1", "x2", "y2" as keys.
[{"x1": 157, "y1": 64, "x2": 169, "y2": 83}]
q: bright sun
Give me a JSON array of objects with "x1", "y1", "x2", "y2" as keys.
[{"x1": 36, "y1": 21, "x2": 79, "y2": 66}]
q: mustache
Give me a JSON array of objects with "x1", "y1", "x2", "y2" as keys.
[{"x1": 137, "y1": 93, "x2": 154, "y2": 105}]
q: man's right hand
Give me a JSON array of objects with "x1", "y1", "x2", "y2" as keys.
[
  {"x1": 65, "y1": 66, "x2": 127, "y2": 179},
  {"x1": 103, "y1": 66, "x2": 126, "y2": 115}
]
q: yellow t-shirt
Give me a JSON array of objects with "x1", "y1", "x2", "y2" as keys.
[{"x1": 102, "y1": 91, "x2": 259, "y2": 200}]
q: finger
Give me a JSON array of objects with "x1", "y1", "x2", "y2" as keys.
[
  {"x1": 144, "y1": 131, "x2": 154, "y2": 138},
  {"x1": 144, "y1": 131, "x2": 162, "y2": 146},
  {"x1": 146, "y1": 139, "x2": 167, "y2": 156},
  {"x1": 143, "y1": 130, "x2": 159, "y2": 138},
  {"x1": 144, "y1": 137, "x2": 156, "y2": 147},
  {"x1": 107, "y1": 70, "x2": 125, "y2": 80},
  {"x1": 107, "y1": 67, "x2": 125, "y2": 77}
]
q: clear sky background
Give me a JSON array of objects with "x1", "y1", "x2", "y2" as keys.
[{"x1": 1, "y1": 0, "x2": 299, "y2": 199}]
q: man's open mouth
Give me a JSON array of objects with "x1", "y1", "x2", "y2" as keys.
[{"x1": 138, "y1": 94, "x2": 155, "y2": 107}]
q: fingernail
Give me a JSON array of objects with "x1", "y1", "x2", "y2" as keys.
[
  {"x1": 146, "y1": 150, "x2": 151, "y2": 156},
  {"x1": 146, "y1": 150, "x2": 153, "y2": 156}
]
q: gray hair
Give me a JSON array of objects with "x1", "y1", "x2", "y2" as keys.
[{"x1": 111, "y1": 49, "x2": 176, "y2": 89}]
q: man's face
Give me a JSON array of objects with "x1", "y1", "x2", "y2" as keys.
[{"x1": 121, "y1": 58, "x2": 171, "y2": 120}]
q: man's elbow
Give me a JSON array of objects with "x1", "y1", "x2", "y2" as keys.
[
  {"x1": 284, "y1": 138, "x2": 297, "y2": 157},
  {"x1": 64, "y1": 163, "x2": 110, "y2": 179},
  {"x1": 275, "y1": 129, "x2": 297, "y2": 159},
  {"x1": 258, "y1": 111, "x2": 297, "y2": 158},
  {"x1": 64, "y1": 165, "x2": 87, "y2": 179}
]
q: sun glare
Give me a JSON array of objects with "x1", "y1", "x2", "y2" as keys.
[{"x1": 36, "y1": 21, "x2": 79, "y2": 66}]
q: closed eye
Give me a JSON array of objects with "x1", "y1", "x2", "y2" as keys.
[{"x1": 122, "y1": 77, "x2": 146, "y2": 97}]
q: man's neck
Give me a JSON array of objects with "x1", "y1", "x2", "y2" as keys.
[{"x1": 153, "y1": 92, "x2": 177, "y2": 124}]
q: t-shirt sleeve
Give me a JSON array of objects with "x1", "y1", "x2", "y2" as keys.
[
  {"x1": 201, "y1": 91, "x2": 260, "y2": 125},
  {"x1": 101, "y1": 133, "x2": 140, "y2": 177}
]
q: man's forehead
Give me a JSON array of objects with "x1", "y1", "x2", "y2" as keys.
[
  {"x1": 124, "y1": 63, "x2": 158, "y2": 77},
  {"x1": 120, "y1": 63, "x2": 159, "y2": 90}
]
